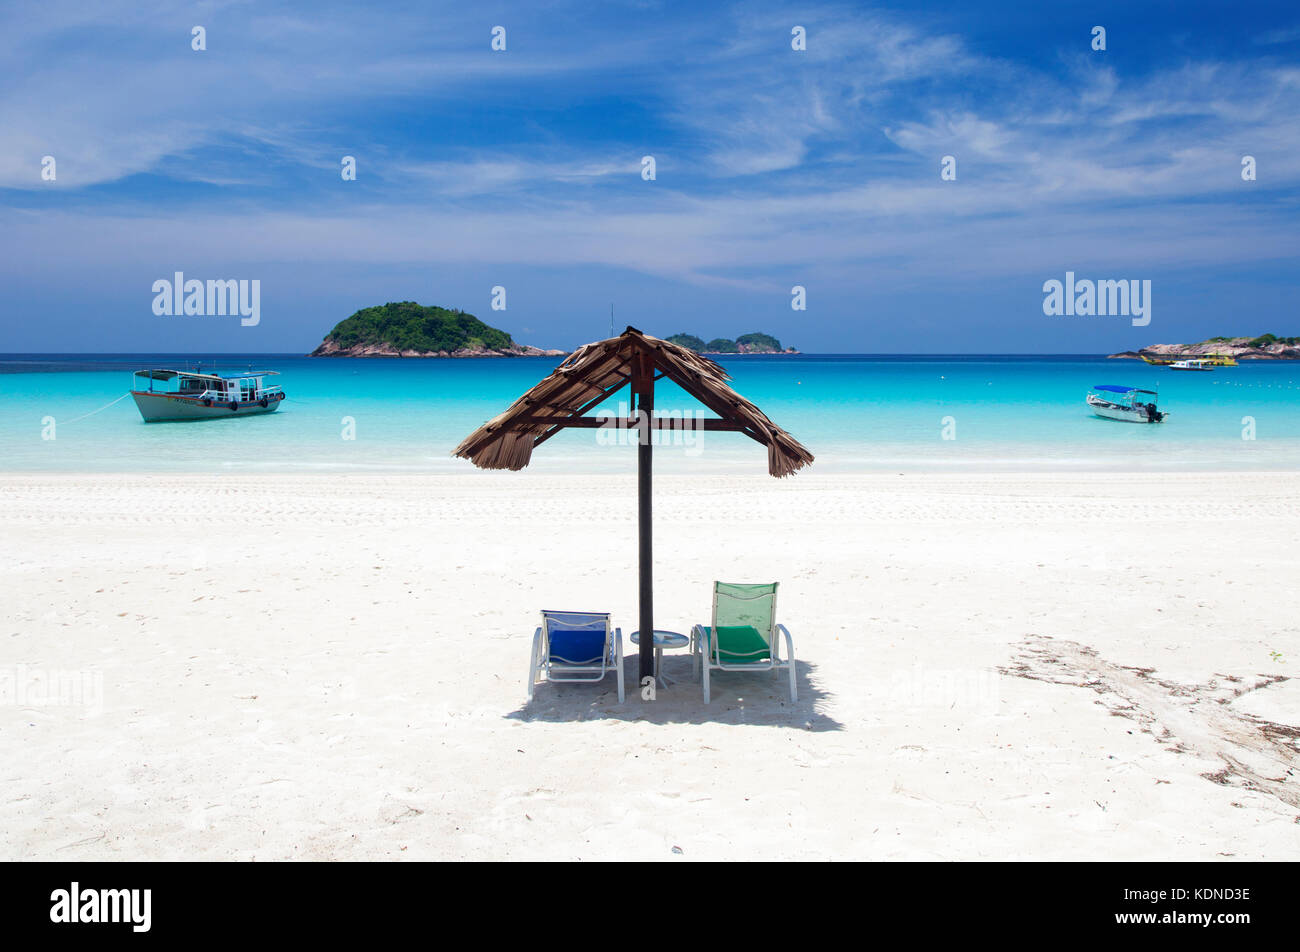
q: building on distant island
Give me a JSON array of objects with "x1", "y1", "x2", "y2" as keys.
[{"x1": 1108, "y1": 334, "x2": 1300, "y2": 362}]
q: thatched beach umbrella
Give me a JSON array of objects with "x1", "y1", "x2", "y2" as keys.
[{"x1": 455, "y1": 327, "x2": 813, "y2": 686}]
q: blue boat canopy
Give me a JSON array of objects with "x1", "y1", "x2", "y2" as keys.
[{"x1": 1093, "y1": 384, "x2": 1157, "y2": 395}]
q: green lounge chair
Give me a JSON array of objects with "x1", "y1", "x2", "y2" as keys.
[{"x1": 691, "y1": 582, "x2": 796, "y2": 703}]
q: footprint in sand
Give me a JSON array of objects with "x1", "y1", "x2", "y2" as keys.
[{"x1": 1001, "y1": 635, "x2": 1298, "y2": 810}]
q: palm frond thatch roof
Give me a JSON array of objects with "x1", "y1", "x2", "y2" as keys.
[{"x1": 453, "y1": 326, "x2": 813, "y2": 477}]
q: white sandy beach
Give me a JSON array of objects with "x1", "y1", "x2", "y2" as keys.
[{"x1": 1, "y1": 470, "x2": 1297, "y2": 860}]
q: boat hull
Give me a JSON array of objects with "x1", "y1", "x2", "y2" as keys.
[
  {"x1": 1086, "y1": 397, "x2": 1166, "y2": 423},
  {"x1": 131, "y1": 391, "x2": 284, "y2": 422},
  {"x1": 1143, "y1": 356, "x2": 1235, "y2": 367}
]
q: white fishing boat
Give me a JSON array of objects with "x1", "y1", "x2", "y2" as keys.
[
  {"x1": 130, "y1": 369, "x2": 285, "y2": 422},
  {"x1": 1169, "y1": 358, "x2": 1214, "y2": 372},
  {"x1": 1086, "y1": 385, "x2": 1167, "y2": 423}
]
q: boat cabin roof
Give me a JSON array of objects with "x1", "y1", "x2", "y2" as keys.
[
  {"x1": 1093, "y1": 384, "x2": 1156, "y2": 395},
  {"x1": 133, "y1": 369, "x2": 279, "y2": 381}
]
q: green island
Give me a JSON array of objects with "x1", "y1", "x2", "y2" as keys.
[
  {"x1": 666, "y1": 331, "x2": 797, "y2": 354},
  {"x1": 1108, "y1": 334, "x2": 1300, "y2": 361},
  {"x1": 308, "y1": 302, "x2": 566, "y2": 357}
]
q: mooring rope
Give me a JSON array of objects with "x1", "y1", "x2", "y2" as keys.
[{"x1": 61, "y1": 392, "x2": 130, "y2": 424}]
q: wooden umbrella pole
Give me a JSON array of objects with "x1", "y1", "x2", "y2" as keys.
[{"x1": 636, "y1": 350, "x2": 655, "y2": 686}]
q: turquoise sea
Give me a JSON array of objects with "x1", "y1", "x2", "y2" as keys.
[{"x1": 3, "y1": 354, "x2": 1300, "y2": 473}]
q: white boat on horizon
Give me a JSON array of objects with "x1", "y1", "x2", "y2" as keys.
[
  {"x1": 1086, "y1": 385, "x2": 1168, "y2": 423},
  {"x1": 130, "y1": 369, "x2": 285, "y2": 422},
  {"x1": 1169, "y1": 358, "x2": 1215, "y2": 371}
]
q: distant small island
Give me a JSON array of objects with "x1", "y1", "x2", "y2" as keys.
[
  {"x1": 309, "y1": 302, "x2": 567, "y2": 357},
  {"x1": 666, "y1": 332, "x2": 798, "y2": 355},
  {"x1": 1109, "y1": 334, "x2": 1300, "y2": 361}
]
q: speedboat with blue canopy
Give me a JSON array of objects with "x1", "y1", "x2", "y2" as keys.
[{"x1": 1086, "y1": 385, "x2": 1167, "y2": 423}]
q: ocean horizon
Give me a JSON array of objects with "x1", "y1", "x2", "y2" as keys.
[{"x1": 4, "y1": 352, "x2": 1299, "y2": 474}]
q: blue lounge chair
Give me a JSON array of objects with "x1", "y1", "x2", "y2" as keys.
[
  {"x1": 528, "y1": 610, "x2": 624, "y2": 702},
  {"x1": 691, "y1": 582, "x2": 795, "y2": 703}
]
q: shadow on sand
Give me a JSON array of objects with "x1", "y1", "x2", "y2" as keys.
[{"x1": 507, "y1": 653, "x2": 842, "y2": 730}]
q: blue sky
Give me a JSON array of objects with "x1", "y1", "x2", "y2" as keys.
[{"x1": 2, "y1": 0, "x2": 1297, "y2": 353}]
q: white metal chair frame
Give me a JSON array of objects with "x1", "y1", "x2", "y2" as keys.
[
  {"x1": 528, "y1": 610, "x2": 625, "y2": 702},
  {"x1": 690, "y1": 585, "x2": 796, "y2": 704}
]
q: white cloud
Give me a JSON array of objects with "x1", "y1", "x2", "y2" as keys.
[{"x1": 2, "y1": 0, "x2": 1297, "y2": 299}]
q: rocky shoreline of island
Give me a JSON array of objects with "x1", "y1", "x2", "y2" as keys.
[
  {"x1": 1108, "y1": 334, "x2": 1300, "y2": 361},
  {"x1": 309, "y1": 338, "x2": 566, "y2": 358}
]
